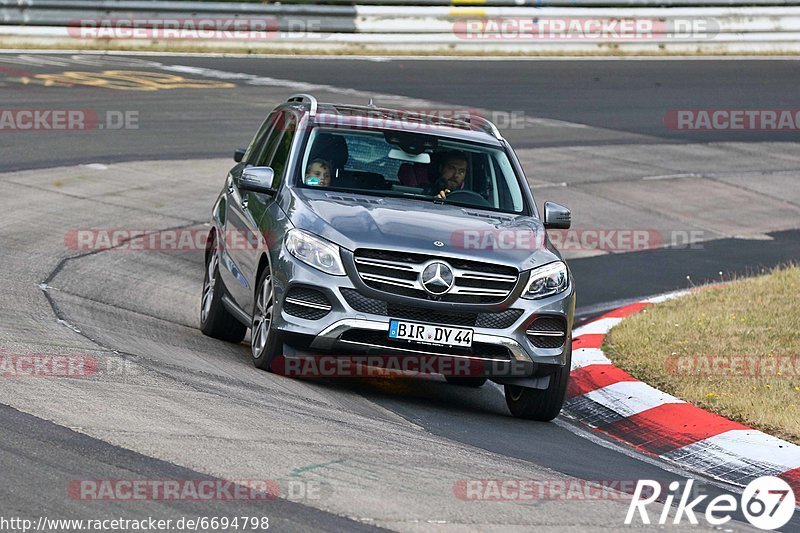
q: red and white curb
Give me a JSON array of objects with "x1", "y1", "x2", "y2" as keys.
[{"x1": 565, "y1": 290, "x2": 800, "y2": 504}]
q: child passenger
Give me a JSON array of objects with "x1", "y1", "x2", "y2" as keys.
[{"x1": 304, "y1": 159, "x2": 332, "y2": 187}]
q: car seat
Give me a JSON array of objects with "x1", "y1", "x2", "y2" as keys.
[
  {"x1": 309, "y1": 133, "x2": 349, "y2": 179},
  {"x1": 397, "y1": 163, "x2": 432, "y2": 187}
]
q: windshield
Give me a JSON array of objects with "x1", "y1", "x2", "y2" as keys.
[{"x1": 296, "y1": 127, "x2": 528, "y2": 215}]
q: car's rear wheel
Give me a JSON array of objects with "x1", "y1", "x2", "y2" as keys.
[
  {"x1": 251, "y1": 267, "x2": 282, "y2": 371},
  {"x1": 200, "y1": 236, "x2": 247, "y2": 343},
  {"x1": 504, "y1": 340, "x2": 571, "y2": 421},
  {"x1": 444, "y1": 376, "x2": 487, "y2": 388}
]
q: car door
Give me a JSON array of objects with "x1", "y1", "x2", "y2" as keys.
[
  {"x1": 219, "y1": 112, "x2": 283, "y2": 310},
  {"x1": 224, "y1": 111, "x2": 298, "y2": 315}
]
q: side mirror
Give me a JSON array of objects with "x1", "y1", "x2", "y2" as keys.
[
  {"x1": 239, "y1": 167, "x2": 277, "y2": 196},
  {"x1": 543, "y1": 201, "x2": 571, "y2": 229},
  {"x1": 233, "y1": 148, "x2": 246, "y2": 163}
]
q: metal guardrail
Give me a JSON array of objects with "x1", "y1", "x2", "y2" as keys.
[
  {"x1": 2, "y1": 0, "x2": 800, "y2": 53},
  {"x1": 3, "y1": 0, "x2": 800, "y2": 13}
]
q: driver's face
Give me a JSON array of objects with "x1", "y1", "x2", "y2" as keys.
[{"x1": 440, "y1": 158, "x2": 467, "y2": 190}]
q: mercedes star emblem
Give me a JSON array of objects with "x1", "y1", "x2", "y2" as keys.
[{"x1": 420, "y1": 262, "x2": 454, "y2": 295}]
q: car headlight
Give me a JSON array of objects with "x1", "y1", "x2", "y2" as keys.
[
  {"x1": 285, "y1": 229, "x2": 346, "y2": 276},
  {"x1": 522, "y1": 261, "x2": 569, "y2": 299}
]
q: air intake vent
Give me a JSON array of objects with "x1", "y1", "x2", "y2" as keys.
[
  {"x1": 526, "y1": 316, "x2": 566, "y2": 349},
  {"x1": 284, "y1": 286, "x2": 332, "y2": 321}
]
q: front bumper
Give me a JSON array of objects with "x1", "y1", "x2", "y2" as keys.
[{"x1": 270, "y1": 247, "x2": 575, "y2": 379}]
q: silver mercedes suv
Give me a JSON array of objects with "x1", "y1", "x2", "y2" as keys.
[{"x1": 201, "y1": 94, "x2": 575, "y2": 421}]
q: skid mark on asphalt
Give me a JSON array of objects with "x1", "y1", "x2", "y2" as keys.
[
  {"x1": 290, "y1": 459, "x2": 346, "y2": 477},
  {"x1": 285, "y1": 458, "x2": 462, "y2": 494}
]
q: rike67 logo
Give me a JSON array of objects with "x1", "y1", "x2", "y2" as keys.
[{"x1": 626, "y1": 477, "x2": 795, "y2": 530}]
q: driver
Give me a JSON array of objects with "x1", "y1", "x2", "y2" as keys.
[{"x1": 426, "y1": 150, "x2": 468, "y2": 199}]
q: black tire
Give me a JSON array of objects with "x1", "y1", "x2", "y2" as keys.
[
  {"x1": 445, "y1": 376, "x2": 487, "y2": 388},
  {"x1": 504, "y1": 340, "x2": 571, "y2": 421},
  {"x1": 200, "y1": 235, "x2": 247, "y2": 343},
  {"x1": 251, "y1": 266, "x2": 282, "y2": 371}
]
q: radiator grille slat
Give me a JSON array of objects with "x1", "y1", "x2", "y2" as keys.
[{"x1": 353, "y1": 249, "x2": 518, "y2": 304}]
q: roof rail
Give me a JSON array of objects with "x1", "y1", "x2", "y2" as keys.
[
  {"x1": 286, "y1": 93, "x2": 318, "y2": 117},
  {"x1": 458, "y1": 113, "x2": 502, "y2": 140}
]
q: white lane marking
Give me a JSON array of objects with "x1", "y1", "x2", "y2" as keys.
[
  {"x1": 572, "y1": 317, "x2": 622, "y2": 337},
  {"x1": 524, "y1": 116, "x2": 589, "y2": 130},
  {"x1": 642, "y1": 172, "x2": 702, "y2": 180},
  {"x1": 157, "y1": 63, "x2": 447, "y2": 108},
  {"x1": 646, "y1": 290, "x2": 692, "y2": 304},
  {"x1": 584, "y1": 381, "x2": 685, "y2": 418},
  {"x1": 674, "y1": 429, "x2": 800, "y2": 473},
  {"x1": 570, "y1": 348, "x2": 611, "y2": 370},
  {"x1": 530, "y1": 181, "x2": 568, "y2": 189}
]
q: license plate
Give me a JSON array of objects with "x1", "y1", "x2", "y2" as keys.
[{"x1": 388, "y1": 319, "x2": 473, "y2": 348}]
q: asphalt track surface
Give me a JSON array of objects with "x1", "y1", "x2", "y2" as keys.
[
  {"x1": 1, "y1": 53, "x2": 799, "y2": 311},
  {"x1": 1, "y1": 52, "x2": 799, "y2": 531},
  {"x1": 3, "y1": 55, "x2": 800, "y2": 170},
  {"x1": 0, "y1": 404, "x2": 381, "y2": 532}
]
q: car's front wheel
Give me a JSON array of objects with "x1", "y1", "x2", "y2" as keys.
[
  {"x1": 504, "y1": 340, "x2": 571, "y2": 421},
  {"x1": 251, "y1": 267, "x2": 282, "y2": 371},
  {"x1": 200, "y1": 235, "x2": 247, "y2": 343}
]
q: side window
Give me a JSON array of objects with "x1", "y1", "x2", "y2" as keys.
[
  {"x1": 491, "y1": 155, "x2": 523, "y2": 212},
  {"x1": 266, "y1": 115, "x2": 298, "y2": 187},
  {"x1": 243, "y1": 112, "x2": 277, "y2": 164},
  {"x1": 247, "y1": 112, "x2": 293, "y2": 168}
]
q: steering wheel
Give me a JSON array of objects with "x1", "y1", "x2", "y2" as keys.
[{"x1": 444, "y1": 189, "x2": 491, "y2": 207}]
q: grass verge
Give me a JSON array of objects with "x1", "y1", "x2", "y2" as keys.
[{"x1": 603, "y1": 265, "x2": 800, "y2": 444}]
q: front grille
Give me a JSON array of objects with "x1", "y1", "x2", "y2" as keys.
[
  {"x1": 526, "y1": 316, "x2": 566, "y2": 349},
  {"x1": 340, "y1": 288, "x2": 522, "y2": 329},
  {"x1": 339, "y1": 330, "x2": 512, "y2": 359},
  {"x1": 353, "y1": 249, "x2": 518, "y2": 304},
  {"x1": 283, "y1": 286, "x2": 332, "y2": 321}
]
